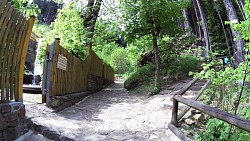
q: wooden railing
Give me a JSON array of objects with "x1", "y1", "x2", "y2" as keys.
[
  {"x1": 0, "y1": 0, "x2": 35, "y2": 102},
  {"x1": 169, "y1": 78, "x2": 250, "y2": 141},
  {"x1": 43, "y1": 39, "x2": 114, "y2": 102}
]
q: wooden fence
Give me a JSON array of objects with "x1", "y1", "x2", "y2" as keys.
[
  {"x1": 0, "y1": 0, "x2": 35, "y2": 102},
  {"x1": 43, "y1": 39, "x2": 114, "y2": 100},
  {"x1": 169, "y1": 79, "x2": 250, "y2": 141}
]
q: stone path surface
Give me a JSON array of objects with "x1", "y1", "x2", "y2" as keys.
[{"x1": 18, "y1": 79, "x2": 203, "y2": 141}]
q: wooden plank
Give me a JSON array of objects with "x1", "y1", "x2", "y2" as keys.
[
  {"x1": 5, "y1": 10, "x2": 19, "y2": 100},
  {"x1": 8, "y1": 13, "x2": 21, "y2": 99},
  {"x1": 168, "y1": 123, "x2": 193, "y2": 141},
  {"x1": 12, "y1": 16, "x2": 26, "y2": 100},
  {"x1": 1, "y1": 7, "x2": 16, "y2": 101},
  {"x1": 17, "y1": 15, "x2": 35, "y2": 101},
  {"x1": 8, "y1": 14, "x2": 22, "y2": 100},
  {"x1": 0, "y1": 0, "x2": 8, "y2": 27},
  {"x1": 177, "y1": 81, "x2": 210, "y2": 121},
  {"x1": 0, "y1": 3, "x2": 14, "y2": 101},
  {"x1": 174, "y1": 95, "x2": 250, "y2": 132},
  {"x1": 0, "y1": 0, "x2": 7, "y2": 17}
]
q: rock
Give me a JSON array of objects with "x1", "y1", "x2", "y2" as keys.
[
  {"x1": 1, "y1": 104, "x2": 11, "y2": 113},
  {"x1": 184, "y1": 119, "x2": 195, "y2": 125},
  {"x1": 8, "y1": 120, "x2": 18, "y2": 127},
  {"x1": 3, "y1": 127, "x2": 18, "y2": 141},
  {"x1": 191, "y1": 109, "x2": 201, "y2": 115},
  {"x1": 194, "y1": 121, "x2": 202, "y2": 128},
  {"x1": 149, "y1": 134, "x2": 158, "y2": 139},
  {"x1": 0, "y1": 119, "x2": 8, "y2": 130},
  {"x1": 4, "y1": 112, "x2": 18, "y2": 121},
  {"x1": 193, "y1": 114, "x2": 204, "y2": 121},
  {"x1": 50, "y1": 99, "x2": 62, "y2": 107}
]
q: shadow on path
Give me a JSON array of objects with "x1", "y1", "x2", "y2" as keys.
[{"x1": 24, "y1": 81, "x2": 182, "y2": 141}]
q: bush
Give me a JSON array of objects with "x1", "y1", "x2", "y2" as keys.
[
  {"x1": 162, "y1": 55, "x2": 201, "y2": 79},
  {"x1": 110, "y1": 48, "x2": 130, "y2": 74},
  {"x1": 124, "y1": 63, "x2": 155, "y2": 90}
]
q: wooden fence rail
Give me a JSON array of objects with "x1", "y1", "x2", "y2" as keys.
[
  {"x1": 43, "y1": 39, "x2": 114, "y2": 102},
  {"x1": 0, "y1": 0, "x2": 35, "y2": 102},
  {"x1": 169, "y1": 78, "x2": 250, "y2": 141}
]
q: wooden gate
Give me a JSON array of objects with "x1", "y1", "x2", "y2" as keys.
[{"x1": 0, "y1": 0, "x2": 35, "y2": 102}]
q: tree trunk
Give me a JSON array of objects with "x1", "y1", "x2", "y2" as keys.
[
  {"x1": 223, "y1": 0, "x2": 245, "y2": 67},
  {"x1": 83, "y1": 0, "x2": 103, "y2": 49},
  {"x1": 213, "y1": 1, "x2": 231, "y2": 56},
  {"x1": 194, "y1": 0, "x2": 211, "y2": 55},
  {"x1": 182, "y1": 8, "x2": 192, "y2": 36},
  {"x1": 236, "y1": 0, "x2": 246, "y2": 20},
  {"x1": 192, "y1": 0, "x2": 202, "y2": 39},
  {"x1": 152, "y1": 35, "x2": 160, "y2": 89}
]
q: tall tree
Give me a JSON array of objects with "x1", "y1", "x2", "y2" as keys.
[
  {"x1": 121, "y1": 0, "x2": 188, "y2": 89},
  {"x1": 223, "y1": 0, "x2": 245, "y2": 67},
  {"x1": 194, "y1": 0, "x2": 211, "y2": 54},
  {"x1": 83, "y1": 0, "x2": 103, "y2": 49}
]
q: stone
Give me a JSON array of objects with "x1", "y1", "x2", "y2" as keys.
[
  {"x1": 3, "y1": 127, "x2": 18, "y2": 141},
  {"x1": 0, "y1": 119, "x2": 8, "y2": 130},
  {"x1": 184, "y1": 119, "x2": 195, "y2": 125},
  {"x1": 149, "y1": 134, "x2": 158, "y2": 139},
  {"x1": 50, "y1": 99, "x2": 62, "y2": 107},
  {"x1": 4, "y1": 112, "x2": 18, "y2": 121},
  {"x1": 1, "y1": 104, "x2": 11, "y2": 113},
  {"x1": 8, "y1": 120, "x2": 18, "y2": 127},
  {"x1": 18, "y1": 106, "x2": 25, "y2": 121},
  {"x1": 193, "y1": 114, "x2": 204, "y2": 121}
]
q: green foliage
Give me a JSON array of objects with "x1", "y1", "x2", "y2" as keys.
[
  {"x1": 110, "y1": 48, "x2": 130, "y2": 74},
  {"x1": 10, "y1": 0, "x2": 40, "y2": 17},
  {"x1": 34, "y1": 2, "x2": 87, "y2": 62},
  {"x1": 52, "y1": 3, "x2": 87, "y2": 59},
  {"x1": 195, "y1": 118, "x2": 250, "y2": 141},
  {"x1": 162, "y1": 55, "x2": 201, "y2": 79},
  {"x1": 194, "y1": 3, "x2": 250, "y2": 140},
  {"x1": 124, "y1": 63, "x2": 155, "y2": 91},
  {"x1": 120, "y1": 0, "x2": 189, "y2": 40}
]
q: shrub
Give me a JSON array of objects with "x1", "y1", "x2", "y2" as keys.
[
  {"x1": 124, "y1": 63, "x2": 155, "y2": 90},
  {"x1": 162, "y1": 55, "x2": 201, "y2": 79},
  {"x1": 110, "y1": 48, "x2": 130, "y2": 74}
]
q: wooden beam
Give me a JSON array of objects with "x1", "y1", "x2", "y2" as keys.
[
  {"x1": 177, "y1": 81, "x2": 210, "y2": 121},
  {"x1": 175, "y1": 78, "x2": 198, "y2": 96},
  {"x1": 174, "y1": 95, "x2": 250, "y2": 132},
  {"x1": 17, "y1": 16, "x2": 35, "y2": 102},
  {"x1": 168, "y1": 123, "x2": 193, "y2": 141}
]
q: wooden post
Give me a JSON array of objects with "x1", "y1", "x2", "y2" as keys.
[
  {"x1": 171, "y1": 99, "x2": 179, "y2": 126},
  {"x1": 17, "y1": 16, "x2": 35, "y2": 102},
  {"x1": 168, "y1": 123, "x2": 193, "y2": 141}
]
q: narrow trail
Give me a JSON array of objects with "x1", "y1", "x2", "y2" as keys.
[{"x1": 18, "y1": 79, "x2": 205, "y2": 141}]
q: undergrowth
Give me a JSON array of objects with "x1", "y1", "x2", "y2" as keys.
[{"x1": 124, "y1": 55, "x2": 201, "y2": 95}]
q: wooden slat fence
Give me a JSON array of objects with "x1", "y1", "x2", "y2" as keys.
[
  {"x1": 43, "y1": 39, "x2": 114, "y2": 99},
  {"x1": 0, "y1": 0, "x2": 35, "y2": 102}
]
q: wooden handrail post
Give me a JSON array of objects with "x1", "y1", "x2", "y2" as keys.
[
  {"x1": 17, "y1": 15, "x2": 35, "y2": 102},
  {"x1": 171, "y1": 98, "x2": 179, "y2": 126}
]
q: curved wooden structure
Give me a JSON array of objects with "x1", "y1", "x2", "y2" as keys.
[{"x1": 0, "y1": 0, "x2": 35, "y2": 102}]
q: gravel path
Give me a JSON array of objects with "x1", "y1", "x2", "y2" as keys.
[{"x1": 19, "y1": 81, "x2": 191, "y2": 141}]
